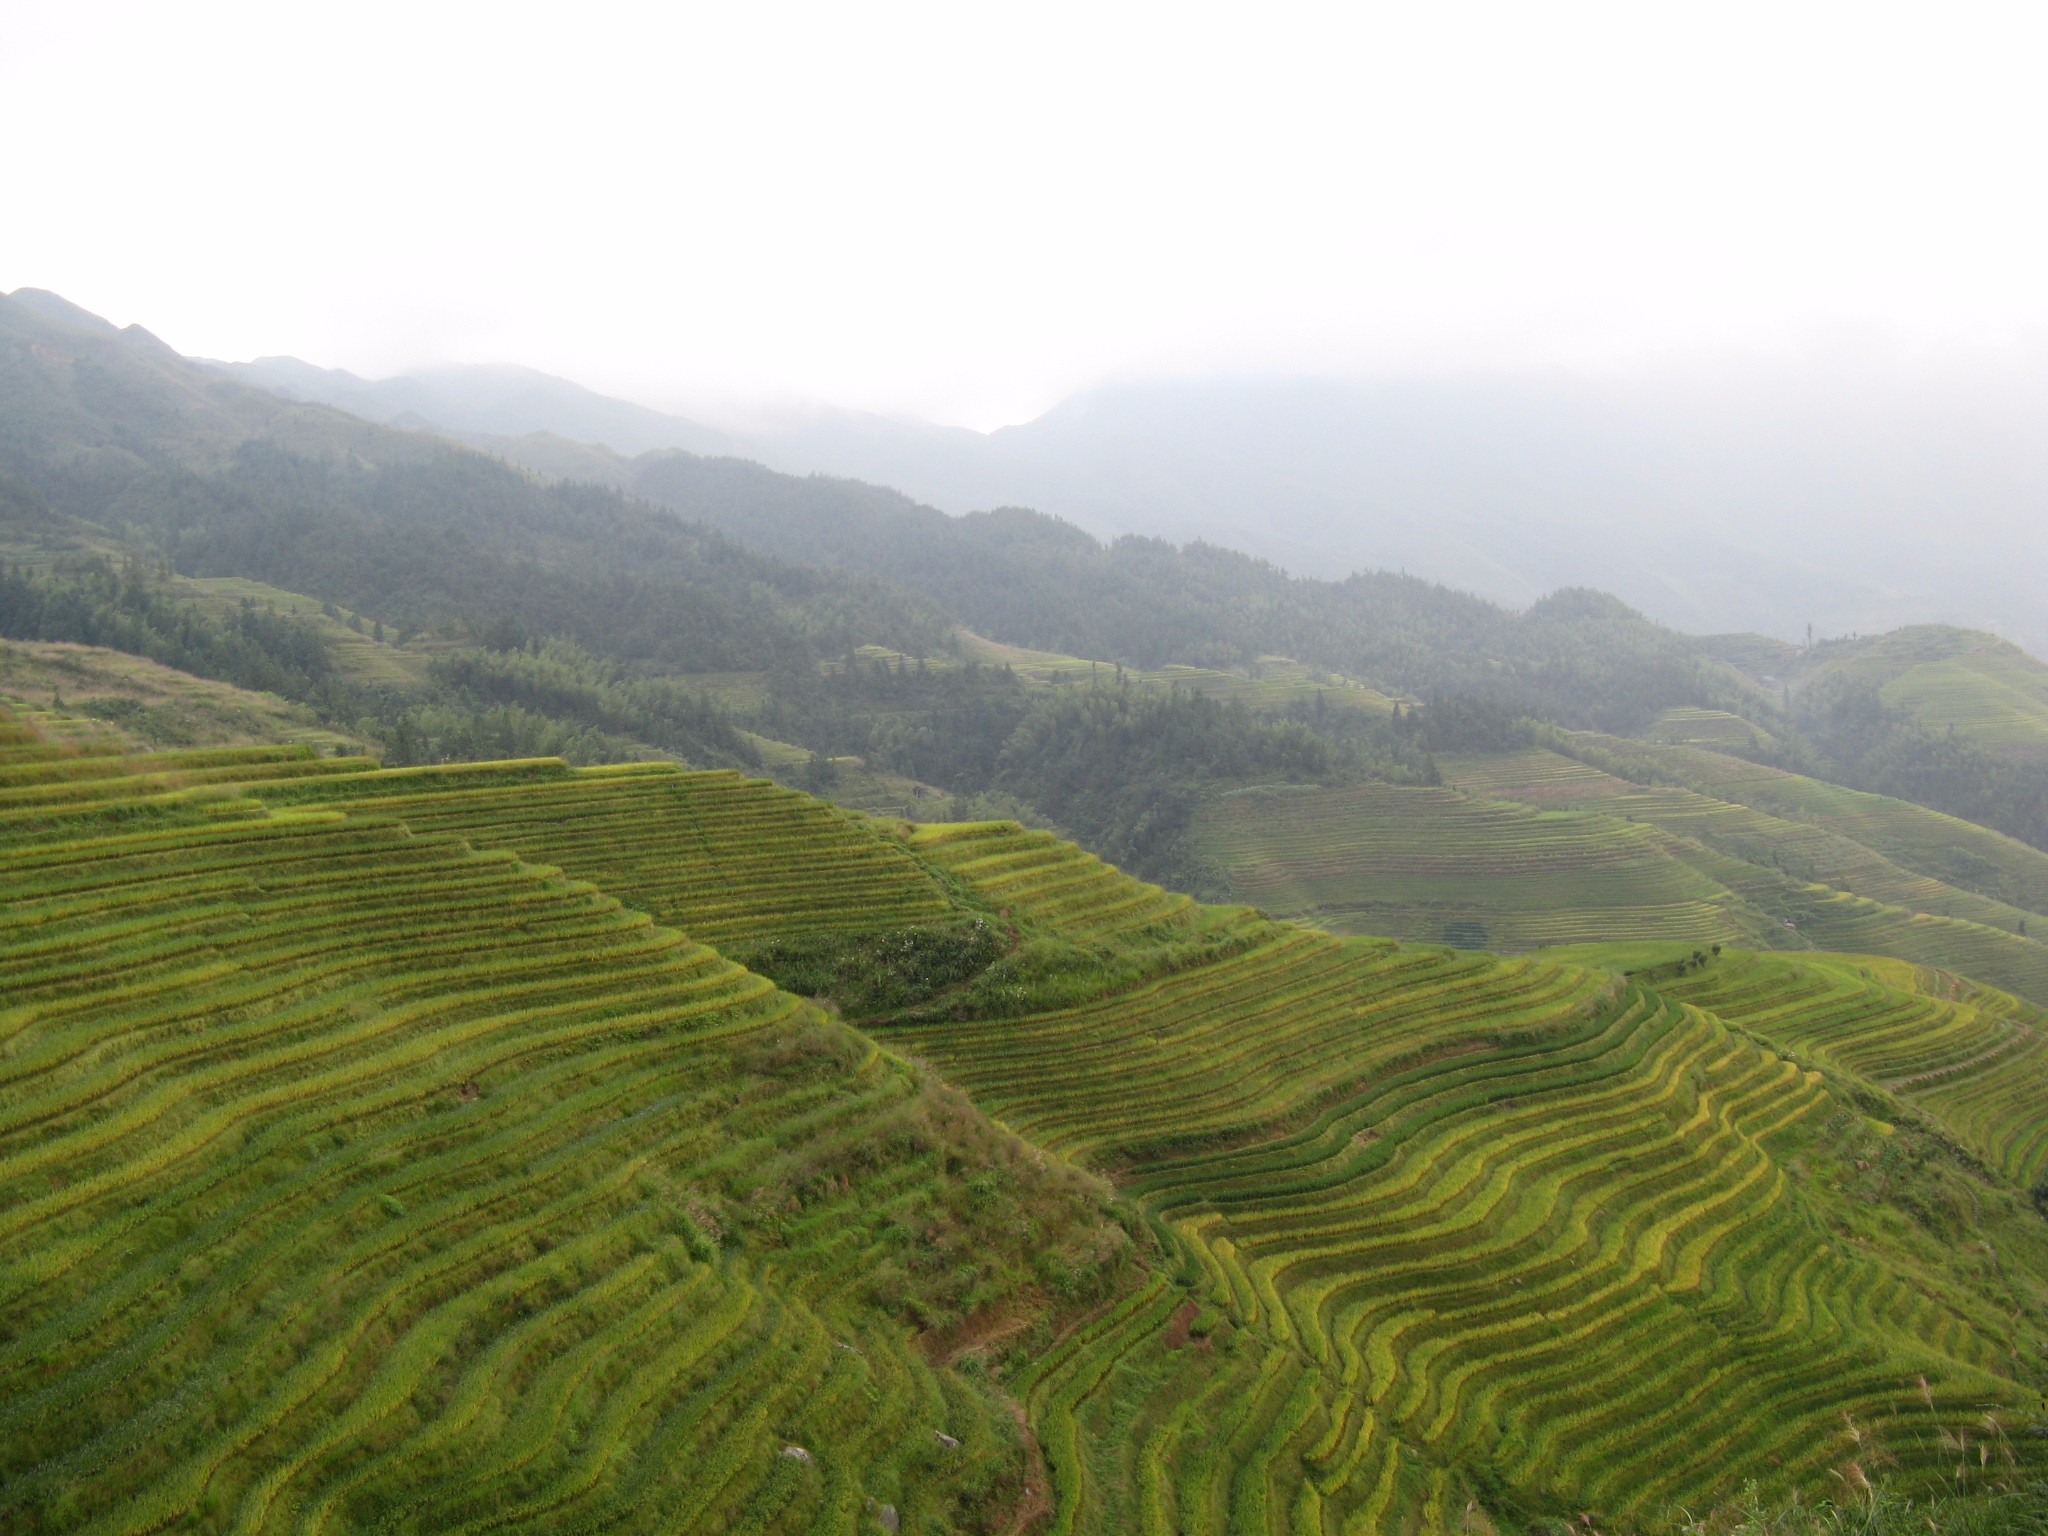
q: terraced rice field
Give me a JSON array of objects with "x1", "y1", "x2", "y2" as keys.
[
  {"x1": 1445, "y1": 747, "x2": 2048, "y2": 1005},
  {"x1": 900, "y1": 820, "x2": 1205, "y2": 939},
  {"x1": 0, "y1": 637, "x2": 365, "y2": 753},
  {"x1": 0, "y1": 717, "x2": 1113, "y2": 1534},
  {"x1": 0, "y1": 736, "x2": 378, "y2": 845},
  {"x1": 735, "y1": 729, "x2": 953, "y2": 820},
  {"x1": 1647, "y1": 706, "x2": 1776, "y2": 750},
  {"x1": 1443, "y1": 747, "x2": 2047, "y2": 936},
  {"x1": 1140, "y1": 661, "x2": 1398, "y2": 717},
  {"x1": 877, "y1": 909, "x2": 2033, "y2": 1528},
  {"x1": 1639, "y1": 951, "x2": 2048, "y2": 1187},
  {"x1": 955, "y1": 632, "x2": 1398, "y2": 716},
  {"x1": 1778, "y1": 889, "x2": 2048, "y2": 1008},
  {"x1": 1189, "y1": 782, "x2": 1763, "y2": 951},
  {"x1": 1794, "y1": 626, "x2": 2048, "y2": 763},
  {"x1": 1877, "y1": 651, "x2": 2048, "y2": 761},
  {"x1": 9, "y1": 705, "x2": 2045, "y2": 1533},
  {"x1": 178, "y1": 575, "x2": 436, "y2": 687},
  {"x1": 255, "y1": 759, "x2": 965, "y2": 946},
  {"x1": 1551, "y1": 730, "x2": 2048, "y2": 919}
]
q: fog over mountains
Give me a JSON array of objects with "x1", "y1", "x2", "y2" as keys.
[{"x1": 214, "y1": 347, "x2": 2048, "y2": 658}]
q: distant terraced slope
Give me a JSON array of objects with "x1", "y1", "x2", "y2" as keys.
[
  {"x1": 1647, "y1": 705, "x2": 1777, "y2": 750},
  {"x1": 1188, "y1": 781, "x2": 1767, "y2": 951},
  {"x1": 1881, "y1": 652, "x2": 2048, "y2": 760},
  {"x1": 956, "y1": 631, "x2": 1400, "y2": 716},
  {"x1": 0, "y1": 716, "x2": 1127, "y2": 1535},
  {"x1": 1444, "y1": 745, "x2": 2048, "y2": 1006},
  {"x1": 1442, "y1": 749, "x2": 2031, "y2": 922},
  {"x1": 257, "y1": 758, "x2": 964, "y2": 946},
  {"x1": 875, "y1": 829, "x2": 2043, "y2": 1531},
  {"x1": 0, "y1": 637, "x2": 367, "y2": 753},
  {"x1": 1553, "y1": 729, "x2": 2048, "y2": 918},
  {"x1": 1796, "y1": 625, "x2": 2048, "y2": 763}
]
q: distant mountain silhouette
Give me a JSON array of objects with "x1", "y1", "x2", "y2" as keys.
[
  {"x1": 210, "y1": 349, "x2": 2048, "y2": 658},
  {"x1": 205, "y1": 356, "x2": 740, "y2": 459}
]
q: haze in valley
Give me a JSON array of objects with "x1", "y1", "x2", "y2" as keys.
[{"x1": 8, "y1": 0, "x2": 2047, "y2": 650}]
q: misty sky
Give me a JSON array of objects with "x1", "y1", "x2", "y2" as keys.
[{"x1": 6, "y1": 1, "x2": 2047, "y2": 429}]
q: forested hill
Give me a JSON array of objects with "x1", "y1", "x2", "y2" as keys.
[
  {"x1": 474, "y1": 432, "x2": 1755, "y2": 732},
  {"x1": 15, "y1": 287, "x2": 2048, "y2": 878},
  {"x1": 0, "y1": 288, "x2": 948, "y2": 674},
  {"x1": 6, "y1": 284, "x2": 1763, "y2": 737}
]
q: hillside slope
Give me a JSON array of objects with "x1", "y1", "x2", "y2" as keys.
[
  {"x1": 1624, "y1": 948, "x2": 2048, "y2": 1188},
  {"x1": 475, "y1": 436, "x2": 1757, "y2": 731},
  {"x1": 1787, "y1": 625, "x2": 2048, "y2": 764},
  {"x1": 1547, "y1": 730, "x2": 2048, "y2": 919},
  {"x1": 7, "y1": 709, "x2": 2048, "y2": 1531},
  {"x1": 1178, "y1": 740, "x2": 2048, "y2": 1012},
  {"x1": 871, "y1": 825, "x2": 2048, "y2": 1528},
  {"x1": 0, "y1": 636, "x2": 364, "y2": 752},
  {"x1": 0, "y1": 287, "x2": 951, "y2": 676},
  {"x1": 0, "y1": 714, "x2": 1128, "y2": 1535},
  {"x1": 1189, "y1": 781, "x2": 1772, "y2": 951}
]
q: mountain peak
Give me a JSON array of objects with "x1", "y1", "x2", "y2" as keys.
[{"x1": 6, "y1": 288, "x2": 121, "y2": 334}]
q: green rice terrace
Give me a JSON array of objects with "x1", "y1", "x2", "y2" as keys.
[
  {"x1": 1188, "y1": 782, "x2": 1767, "y2": 951},
  {"x1": 1570, "y1": 948, "x2": 2048, "y2": 1190},
  {"x1": 1789, "y1": 627, "x2": 2048, "y2": 764},
  {"x1": 1545, "y1": 731, "x2": 2048, "y2": 920},
  {"x1": 1440, "y1": 742, "x2": 2048, "y2": 1007},
  {"x1": 954, "y1": 633, "x2": 1400, "y2": 717},
  {"x1": 4, "y1": 707, "x2": 2048, "y2": 1534},
  {"x1": 874, "y1": 839, "x2": 2048, "y2": 1530}
]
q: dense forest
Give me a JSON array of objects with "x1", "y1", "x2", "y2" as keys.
[
  {"x1": 1778, "y1": 676, "x2": 2048, "y2": 851},
  {"x1": 537, "y1": 447, "x2": 1752, "y2": 731}
]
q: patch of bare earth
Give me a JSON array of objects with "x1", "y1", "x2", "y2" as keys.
[
  {"x1": 919, "y1": 1299, "x2": 1041, "y2": 1368},
  {"x1": 1002, "y1": 1399, "x2": 1053, "y2": 1536}
]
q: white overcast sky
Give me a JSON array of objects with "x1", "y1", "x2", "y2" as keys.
[{"x1": 5, "y1": 0, "x2": 2046, "y2": 428}]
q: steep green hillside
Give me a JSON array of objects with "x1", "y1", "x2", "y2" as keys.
[
  {"x1": 1695, "y1": 628, "x2": 2048, "y2": 857},
  {"x1": 1646, "y1": 704, "x2": 1776, "y2": 750},
  {"x1": 252, "y1": 758, "x2": 963, "y2": 947},
  {"x1": 902, "y1": 820, "x2": 1202, "y2": 940},
  {"x1": 0, "y1": 713, "x2": 1128, "y2": 1536},
  {"x1": 1180, "y1": 755, "x2": 2048, "y2": 1008},
  {"x1": 957, "y1": 631, "x2": 1401, "y2": 718},
  {"x1": 1545, "y1": 731, "x2": 2048, "y2": 921},
  {"x1": 870, "y1": 826, "x2": 2047, "y2": 1529},
  {"x1": 1188, "y1": 782, "x2": 1767, "y2": 950},
  {"x1": 0, "y1": 636, "x2": 365, "y2": 752},
  {"x1": 1595, "y1": 948, "x2": 2048, "y2": 1189},
  {"x1": 1446, "y1": 748, "x2": 2040, "y2": 928},
  {"x1": 8, "y1": 711, "x2": 2048, "y2": 1532},
  {"x1": 1790, "y1": 626, "x2": 2048, "y2": 762},
  {"x1": 1440, "y1": 746, "x2": 2048, "y2": 1005}
]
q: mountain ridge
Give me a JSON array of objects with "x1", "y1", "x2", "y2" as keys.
[{"x1": 198, "y1": 339, "x2": 2048, "y2": 654}]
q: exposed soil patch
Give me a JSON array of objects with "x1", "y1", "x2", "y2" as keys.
[
  {"x1": 920, "y1": 1299, "x2": 1040, "y2": 1368},
  {"x1": 1162, "y1": 1298, "x2": 1199, "y2": 1348},
  {"x1": 1003, "y1": 1398, "x2": 1053, "y2": 1536}
]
